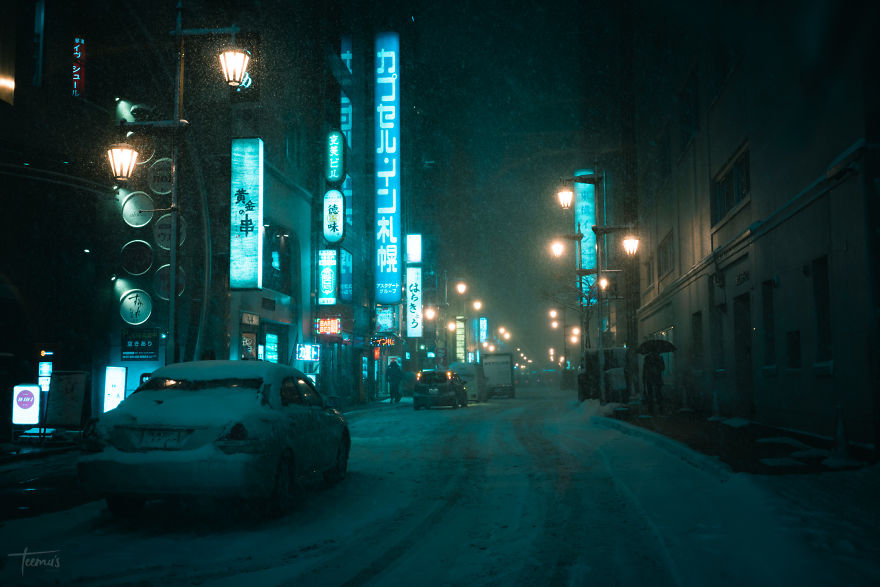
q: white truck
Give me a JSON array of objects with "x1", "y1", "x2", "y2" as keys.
[{"x1": 481, "y1": 353, "x2": 515, "y2": 398}]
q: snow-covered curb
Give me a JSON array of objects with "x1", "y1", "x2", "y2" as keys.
[{"x1": 591, "y1": 414, "x2": 734, "y2": 479}]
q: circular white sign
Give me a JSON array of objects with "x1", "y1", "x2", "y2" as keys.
[
  {"x1": 153, "y1": 264, "x2": 186, "y2": 300},
  {"x1": 148, "y1": 158, "x2": 173, "y2": 195},
  {"x1": 153, "y1": 213, "x2": 187, "y2": 250},
  {"x1": 121, "y1": 240, "x2": 154, "y2": 276},
  {"x1": 121, "y1": 191, "x2": 154, "y2": 228},
  {"x1": 120, "y1": 289, "x2": 152, "y2": 325}
]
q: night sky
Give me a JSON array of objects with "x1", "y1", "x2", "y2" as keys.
[{"x1": 404, "y1": 0, "x2": 623, "y2": 360}]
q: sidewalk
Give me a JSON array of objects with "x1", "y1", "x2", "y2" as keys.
[{"x1": 605, "y1": 400, "x2": 874, "y2": 474}]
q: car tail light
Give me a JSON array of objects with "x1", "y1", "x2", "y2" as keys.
[{"x1": 220, "y1": 422, "x2": 248, "y2": 441}]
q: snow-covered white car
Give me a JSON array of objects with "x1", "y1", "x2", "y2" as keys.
[{"x1": 77, "y1": 360, "x2": 350, "y2": 516}]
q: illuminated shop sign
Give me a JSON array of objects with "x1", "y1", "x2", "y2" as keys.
[
  {"x1": 72, "y1": 37, "x2": 84, "y2": 97},
  {"x1": 340, "y1": 248, "x2": 353, "y2": 302},
  {"x1": 574, "y1": 169, "x2": 598, "y2": 296},
  {"x1": 325, "y1": 129, "x2": 346, "y2": 184},
  {"x1": 230, "y1": 138, "x2": 264, "y2": 289},
  {"x1": 38, "y1": 360, "x2": 52, "y2": 392},
  {"x1": 406, "y1": 267, "x2": 422, "y2": 337},
  {"x1": 341, "y1": 36, "x2": 353, "y2": 226},
  {"x1": 265, "y1": 333, "x2": 279, "y2": 363},
  {"x1": 315, "y1": 317, "x2": 342, "y2": 336},
  {"x1": 12, "y1": 385, "x2": 40, "y2": 426},
  {"x1": 296, "y1": 343, "x2": 320, "y2": 362},
  {"x1": 121, "y1": 328, "x2": 160, "y2": 361},
  {"x1": 318, "y1": 248, "x2": 338, "y2": 305},
  {"x1": 406, "y1": 234, "x2": 422, "y2": 264},
  {"x1": 104, "y1": 366, "x2": 126, "y2": 413},
  {"x1": 455, "y1": 316, "x2": 466, "y2": 362},
  {"x1": 376, "y1": 305, "x2": 396, "y2": 332},
  {"x1": 374, "y1": 32, "x2": 401, "y2": 304},
  {"x1": 323, "y1": 189, "x2": 344, "y2": 243},
  {"x1": 479, "y1": 317, "x2": 488, "y2": 343},
  {"x1": 370, "y1": 335, "x2": 397, "y2": 347}
]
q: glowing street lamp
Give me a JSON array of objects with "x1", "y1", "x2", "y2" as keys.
[
  {"x1": 473, "y1": 300, "x2": 482, "y2": 311},
  {"x1": 218, "y1": 46, "x2": 251, "y2": 86},
  {"x1": 556, "y1": 187, "x2": 574, "y2": 209},
  {"x1": 551, "y1": 241, "x2": 565, "y2": 257},
  {"x1": 447, "y1": 321, "x2": 456, "y2": 332},
  {"x1": 623, "y1": 236, "x2": 640, "y2": 257},
  {"x1": 456, "y1": 282, "x2": 467, "y2": 295},
  {"x1": 106, "y1": 143, "x2": 139, "y2": 182},
  {"x1": 424, "y1": 307, "x2": 437, "y2": 320}
]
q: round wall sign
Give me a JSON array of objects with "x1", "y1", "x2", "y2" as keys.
[
  {"x1": 153, "y1": 213, "x2": 187, "y2": 250},
  {"x1": 120, "y1": 289, "x2": 152, "y2": 325},
  {"x1": 153, "y1": 264, "x2": 186, "y2": 300},
  {"x1": 121, "y1": 191, "x2": 154, "y2": 228},
  {"x1": 121, "y1": 240, "x2": 153, "y2": 276},
  {"x1": 148, "y1": 158, "x2": 173, "y2": 195}
]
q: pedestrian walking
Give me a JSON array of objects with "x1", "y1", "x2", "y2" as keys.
[
  {"x1": 386, "y1": 360, "x2": 403, "y2": 403},
  {"x1": 643, "y1": 351, "x2": 665, "y2": 413}
]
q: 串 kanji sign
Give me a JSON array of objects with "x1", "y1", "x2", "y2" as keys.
[{"x1": 230, "y1": 138, "x2": 264, "y2": 289}]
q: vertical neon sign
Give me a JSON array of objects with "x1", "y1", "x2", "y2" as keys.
[
  {"x1": 574, "y1": 169, "x2": 597, "y2": 296},
  {"x1": 72, "y1": 37, "x2": 84, "y2": 97},
  {"x1": 374, "y1": 32, "x2": 401, "y2": 305},
  {"x1": 407, "y1": 267, "x2": 422, "y2": 337},
  {"x1": 341, "y1": 37, "x2": 353, "y2": 226},
  {"x1": 230, "y1": 138, "x2": 264, "y2": 289}
]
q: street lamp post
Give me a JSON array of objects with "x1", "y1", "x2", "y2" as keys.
[
  {"x1": 105, "y1": 2, "x2": 250, "y2": 365},
  {"x1": 559, "y1": 172, "x2": 638, "y2": 402}
]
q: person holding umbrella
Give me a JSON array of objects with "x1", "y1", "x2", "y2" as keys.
[
  {"x1": 638, "y1": 339, "x2": 676, "y2": 413},
  {"x1": 643, "y1": 351, "x2": 665, "y2": 412}
]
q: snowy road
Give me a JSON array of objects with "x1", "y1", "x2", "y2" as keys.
[{"x1": 1, "y1": 386, "x2": 877, "y2": 586}]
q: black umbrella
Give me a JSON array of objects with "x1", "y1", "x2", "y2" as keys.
[{"x1": 637, "y1": 339, "x2": 677, "y2": 354}]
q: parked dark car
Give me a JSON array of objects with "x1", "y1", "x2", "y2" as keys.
[{"x1": 413, "y1": 369, "x2": 468, "y2": 410}]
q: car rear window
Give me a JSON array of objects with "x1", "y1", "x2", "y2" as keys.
[
  {"x1": 419, "y1": 372, "x2": 448, "y2": 385},
  {"x1": 135, "y1": 377, "x2": 263, "y2": 392}
]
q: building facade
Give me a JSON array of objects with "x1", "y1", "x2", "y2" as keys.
[{"x1": 630, "y1": 0, "x2": 879, "y2": 448}]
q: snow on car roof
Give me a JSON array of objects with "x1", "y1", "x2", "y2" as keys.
[{"x1": 149, "y1": 360, "x2": 304, "y2": 382}]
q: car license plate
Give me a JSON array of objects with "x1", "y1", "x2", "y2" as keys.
[
  {"x1": 429, "y1": 387, "x2": 439, "y2": 395},
  {"x1": 141, "y1": 429, "x2": 180, "y2": 449}
]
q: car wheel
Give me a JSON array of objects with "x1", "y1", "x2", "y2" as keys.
[
  {"x1": 324, "y1": 435, "x2": 350, "y2": 486},
  {"x1": 106, "y1": 495, "x2": 145, "y2": 517}
]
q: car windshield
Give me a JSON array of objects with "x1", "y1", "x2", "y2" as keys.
[
  {"x1": 418, "y1": 372, "x2": 448, "y2": 385},
  {"x1": 134, "y1": 377, "x2": 263, "y2": 393}
]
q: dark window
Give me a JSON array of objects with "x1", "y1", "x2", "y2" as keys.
[
  {"x1": 762, "y1": 279, "x2": 776, "y2": 364},
  {"x1": 658, "y1": 232, "x2": 674, "y2": 277},
  {"x1": 296, "y1": 377, "x2": 323, "y2": 407},
  {"x1": 786, "y1": 331, "x2": 802, "y2": 368},
  {"x1": 281, "y1": 378, "x2": 303, "y2": 406},
  {"x1": 644, "y1": 253, "x2": 655, "y2": 287},
  {"x1": 812, "y1": 256, "x2": 832, "y2": 361},
  {"x1": 711, "y1": 149, "x2": 750, "y2": 224},
  {"x1": 263, "y1": 227, "x2": 291, "y2": 295}
]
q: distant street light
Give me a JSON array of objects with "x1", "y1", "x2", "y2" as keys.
[
  {"x1": 456, "y1": 282, "x2": 467, "y2": 295},
  {"x1": 473, "y1": 300, "x2": 482, "y2": 311}
]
